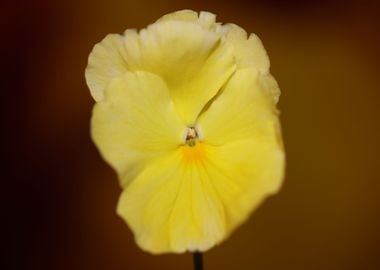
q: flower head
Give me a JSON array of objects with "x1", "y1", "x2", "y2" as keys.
[{"x1": 85, "y1": 10, "x2": 285, "y2": 254}]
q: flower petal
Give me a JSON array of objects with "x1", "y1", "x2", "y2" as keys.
[
  {"x1": 157, "y1": 10, "x2": 217, "y2": 30},
  {"x1": 158, "y1": 11, "x2": 270, "y2": 72},
  {"x1": 91, "y1": 71, "x2": 185, "y2": 187},
  {"x1": 117, "y1": 148, "x2": 226, "y2": 254},
  {"x1": 197, "y1": 68, "x2": 282, "y2": 145},
  {"x1": 217, "y1": 23, "x2": 270, "y2": 72},
  {"x1": 116, "y1": 151, "x2": 184, "y2": 254},
  {"x1": 157, "y1": 9, "x2": 199, "y2": 23},
  {"x1": 116, "y1": 138, "x2": 284, "y2": 254},
  {"x1": 86, "y1": 17, "x2": 236, "y2": 123},
  {"x1": 123, "y1": 20, "x2": 236, "y2": 124},
  {"x1": 258, "y1": 72, "x2": 281, "y2": 105},
  {"x1": 85, "y1": 34, "x2": 128, "y2": 101},
  {"x1": 204, "y1": 139, "x2": 285, "y2": 233}
]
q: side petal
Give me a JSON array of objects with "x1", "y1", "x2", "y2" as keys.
[
  {"x1": 123, "y1": 20, "x2": 236, "y2": 124},
  {"x1": 91, "y1": 71, "x2": 185, "y2": 187},
  {"x1": 258, "y1": 72, "x2": 281, "y2": 105},
  {"x1": 197, "y1": 68, "x2": 282, "y2": 146},
  {"x1": 217, "y1": 23, "x2": 270, "y2": 73},
  {"x1": 85, "y1": 34, "x2": 128, "y2": 101},
  {"x1": 204, "y1": 139, "x2": 285, "y2": 235}
]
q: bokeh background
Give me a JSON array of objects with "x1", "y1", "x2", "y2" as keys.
[{"x1": 4, "y1": 0, "x2": 380, "y2": 269}]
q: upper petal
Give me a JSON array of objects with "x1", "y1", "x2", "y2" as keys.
[
  {"x1": 123, "y1": 20, "x2": 236, "y2": 124},
  {"x1": 217, "y1": 23, "x2": 270, "y2": 73},
  {"x1": 91, "y1": 71, "x2": 185, "y2": 187},
  {"x1": 157, "y1": 11, "x2": 270, "y2": 73},
  {"x1": 157, "y1": 10, "x2": 218, "y2": 30},
  {"x1": 85, "y1": 34, "x2": 128, "y2": 101}
]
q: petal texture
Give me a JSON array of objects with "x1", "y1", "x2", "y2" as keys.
[{"x1": 91, "y1": 71, "x2": 185, "y2": 187}]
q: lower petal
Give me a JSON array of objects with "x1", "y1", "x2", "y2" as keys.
[
  {"x1": 117, "y1": 137, "x2": 284, "y2": 254},
  {"x1": 117, "y1": 148, "x2": 226, "y2": 254}
]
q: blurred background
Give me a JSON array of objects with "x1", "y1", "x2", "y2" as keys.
[{"x1": 3, "y1": 0, "x2": 380, "y2": 269}]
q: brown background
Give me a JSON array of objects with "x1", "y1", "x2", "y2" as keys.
[{"x1": 3, "y1": 0, "x2": 380, "y2": 269}]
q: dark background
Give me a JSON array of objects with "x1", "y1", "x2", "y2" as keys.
[{"x1": 3, "y1": 0, "x2": 380, "y2": 269}]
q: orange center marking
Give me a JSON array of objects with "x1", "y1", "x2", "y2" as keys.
[{"x1": 181, "y1": 142, "x2": 205, "y2": 163}]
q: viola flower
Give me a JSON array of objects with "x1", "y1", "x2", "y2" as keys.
[{"x1": 85, "y1": 10, "x2": 285, "y2": 254}]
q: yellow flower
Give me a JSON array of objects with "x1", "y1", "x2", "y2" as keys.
[{"x1": 85, "y1": 10, "x2": 285, "y2": 254}]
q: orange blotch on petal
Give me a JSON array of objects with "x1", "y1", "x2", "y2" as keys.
[{"x1": 181, "y1": 142, "x2": 205, "y2": 163}]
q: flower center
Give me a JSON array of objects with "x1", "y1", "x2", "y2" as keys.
[
  {"x1": 182, "y1": 126, "x2": 205, "y2": 163},
  {"x1": 185, "y1": 127, "x2": 198, "y2": 147}
]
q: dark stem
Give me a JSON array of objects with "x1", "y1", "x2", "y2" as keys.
[{"x1": 193, "y1": 252, "x2": 204, "y2": 270}]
